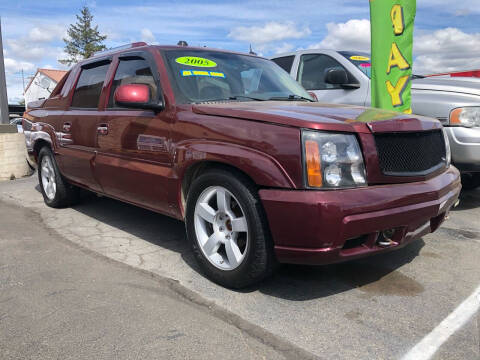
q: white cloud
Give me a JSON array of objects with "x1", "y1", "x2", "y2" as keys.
[
  {"x1": 141, "y1": 28, "x2": 156, "y2": 43},
  {"x1": 413, "y1": 28, "x2": 480, "y2": 73},
  {"x1": 4, "y1": 23, "x2": 69, "y2": 102},
  {"x1": 6, "y1": 39, "x2": 50, "y2": 61},
  {"x1": 309, "y1": 19, "x2": 370, "y2": 52},
  {"x1": 6, "y1": 76, "x2": 27, "y2": 104},
  {"x1": 55, "y1": 49, "x2": 71, "y2": 70},
  {"x1": 6, "y1": 24, "x2": 66, "y2": 61},
  {"x1": 309, "y1": 19, "x2": 480, "y2": 74},
  {"x1": 4, "y1": 58, "x2": 35, "y2": 74},
  {"x1": 229, "y1": 21, "x2": 311, "y2": 45},
  {"x1": 274, "y1": 42, "x2": 294, "y2": 54},
  {"x1": 28, "y1": 24, "x2": 65, "y2": 43}
]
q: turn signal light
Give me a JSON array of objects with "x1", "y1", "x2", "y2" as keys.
[
  {"x1": 305, "y1": 140, "x2": 322, "y2": 187},
  {"x1": 450, "y1": 108, "x2": 463, "y2": 125}
]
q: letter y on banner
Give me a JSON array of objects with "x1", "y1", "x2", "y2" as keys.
[{"x1": 370, "y1": 0, "x2": 416, "y2": 114}]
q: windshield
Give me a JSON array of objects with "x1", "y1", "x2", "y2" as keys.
[
  {"x1": 163, "y1": 49, "x2": 313, "y2": 103},
  {"x1": 339, "y1": 51, "x2": 371, "y2": 79}
]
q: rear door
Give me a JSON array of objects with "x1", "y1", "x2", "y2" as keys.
[
  {"x1": 94, "y1": 51, "x2": 173, "y2": 215},
  {"x1": 296, "y1": 53, "x2": 367, "y2": 106},
  {"x1": 58, "y1": 59, "x2": 111, "y2": 192}
]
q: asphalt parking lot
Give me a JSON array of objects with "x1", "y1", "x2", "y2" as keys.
[{"x1": 0, "y1": 175, "x2": 479, "y2": 359}]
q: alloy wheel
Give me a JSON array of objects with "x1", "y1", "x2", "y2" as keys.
[
  {"x1": 194, "y1": 186, "x2": 249, "y2": 270},
  {"x1": 41, "y1": 156, "x2": 57, "y2": 200}
]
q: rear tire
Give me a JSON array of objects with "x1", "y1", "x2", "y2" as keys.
[
  {"x1": 461, "y1": 173, "x2": 480, "y2": 191},
  {"x1": 185, "y1": 169, "x2": 276, "y2": 289},
  {"x1": 38, "y1": 146, "x2": 80, "y2": 208}
]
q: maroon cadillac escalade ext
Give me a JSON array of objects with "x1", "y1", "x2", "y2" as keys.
[{"x1": 24, "y1": 42, "x2": 461, "y2": 288}]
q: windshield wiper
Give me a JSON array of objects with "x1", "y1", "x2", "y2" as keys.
[
  {"x1": 267, "y1": 94, "x2": 314, "y2": 102},
  {"x1": 412, "y1": 74, "x2": 426, "y2": 79},
  {"x1": 231, "y1": 95, "x2": 266, "y2": 101},
  {"x1": 197, "y1": 95, "x2": 265, "y2": 103}
]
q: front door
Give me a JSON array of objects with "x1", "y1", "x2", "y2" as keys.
[
  {"x1": 297, "y1": 53, "x2": 368, "y2": 106},
  {"x1": 94, "y1": 52, "x2": 173, "y2": 215}
]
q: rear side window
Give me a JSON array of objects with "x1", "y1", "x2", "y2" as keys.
[
  {"x1": 71, "y1": 61, "x2": 110, "y2": 108},
  {"x1": 272, "y1": 56, "x2": 295, "y2": 73},
  {"x1": 297, "y1": 54, "x2": 347, "y2": 90},
  {"x1": 108, "y1": 57, "x2": 156, "y2": 108},
  {"x1": 50, "y1": 71, "x2": 69, "y2": 97}
]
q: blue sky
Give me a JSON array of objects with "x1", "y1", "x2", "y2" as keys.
[{"x1": 1, "y1": 0, "x2": 480, "y2": 103}]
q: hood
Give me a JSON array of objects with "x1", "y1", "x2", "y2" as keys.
[
  {"x1": 412, "y1": 77, "x2": 480, "y2": 97},
  {"x1": 192, "y1": 101, "x2": 441, "y2": 133}
]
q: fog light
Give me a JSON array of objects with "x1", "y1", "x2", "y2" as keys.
[
  {"x1": 382, "y1": 228, "x2": 395, "y2": 240},
  {"x1": 377, "y1": 229, "x2": 396, "y2": 247}
]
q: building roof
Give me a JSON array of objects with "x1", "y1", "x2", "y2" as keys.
[
  {"x1": 38, "y1": 68, "x2": 68, "y2": 83},
  {"x1": 24, "y1": 68, "x2": 68, "y2": 93}
]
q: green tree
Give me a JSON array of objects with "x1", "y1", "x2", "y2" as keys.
[{"x1": 59, "y1": 6, "x2": 107, "y2": 66}]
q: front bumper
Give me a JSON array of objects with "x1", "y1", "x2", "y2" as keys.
[
  {"x1": 445, "y1": 126, "x2": 480, "y2": 172},
  {"x1": 259, "y1": 167, "x2": 461, "y2": 265}
]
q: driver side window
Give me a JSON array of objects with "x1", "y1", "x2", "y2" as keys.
[
  {"x1": 108, "y1": 57, "x2": 157, "y2": 108},
  {"x1": 297, "y1": 54, "x2": 346, "y2": 90}
]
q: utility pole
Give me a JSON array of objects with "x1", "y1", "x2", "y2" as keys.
[
  {"x1": 0, "y1": 17, "x2": 9, "y2": 124},
  {"x1": 21, "y1": 69, "x2": 25, "y2": 93}
]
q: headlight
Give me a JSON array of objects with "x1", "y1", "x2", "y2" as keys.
[
  {"x1": 450, "y1": 107, "x2": 480, "y2": 127},
  {"x1": 442, "y1": 127, "x2": 451, "y2": 167},
  {"x1": 302, "y1": 130, "x2": 367, "y2": 188}
]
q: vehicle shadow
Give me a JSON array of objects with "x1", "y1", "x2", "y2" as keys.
[
  {"x1": 34, "y1": 186, "x2": 202, "y2": 272},
  {"x1": 453, "y1": 188, "x2": 480, "y2": 211},
  {"x1": 36, "y1": 187, "x2": 427, "y2": 301},
  {"x1": 255, "y1": 240, "x2": 425, "y2": 301}
]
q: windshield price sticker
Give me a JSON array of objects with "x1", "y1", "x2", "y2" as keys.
[
  {"x1": 176, "y1": 56, "x2": 217, "y2": 67},
  {"x1": 181, "y1": 70, "x2": 225, "y2": 78},
  {"x1": 350, "y1": 55, "x2": 370, "y2": 61}
]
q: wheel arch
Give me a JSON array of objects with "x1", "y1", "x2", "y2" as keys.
[
  {"x1": 179, "y1": 160, "x2": 260, "y2": 219},
  {"x1": 176, "y1": 140, "x2": 297, "y2": 218},
  {"x1": 33, "y1": 139, "x2": 52, "y2": 161},
  {"x1": 31, "y1": 123, "x2": 57, "y2": 162}
]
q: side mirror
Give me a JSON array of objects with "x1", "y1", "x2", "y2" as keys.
[
  {"x1": 114, "y1": 84, "x2": 164, "y2": 111},
  {"x1": 324, "y1": 68, "x2": 360, "y2": 89},
  {"x1": 325, "y1": 68, "x2": 348, "y2": 85}
]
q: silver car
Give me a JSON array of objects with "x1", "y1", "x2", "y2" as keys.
[{"x1": 272, "y1": 49, "x2": 480, "y2": 189}]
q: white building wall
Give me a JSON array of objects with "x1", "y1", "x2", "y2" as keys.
[{"x1": 24, "y1": 73, "x2": 57, "y2": 108}]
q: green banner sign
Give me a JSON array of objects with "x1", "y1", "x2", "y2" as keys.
[{"x1": 370, "y1": 0, "x2": 416, "y2": 114}]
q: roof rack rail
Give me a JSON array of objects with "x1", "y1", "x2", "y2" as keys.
[{"x1": 93, "y1": 42, "x2": 148, "y2": 57}]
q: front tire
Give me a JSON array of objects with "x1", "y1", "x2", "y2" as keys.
[
  {"x1": 185, "y1": 169, "x2": 276, "y2": 288},
  {"x1": 38, "y1": 146, "x2": 79, "y2": 208}
]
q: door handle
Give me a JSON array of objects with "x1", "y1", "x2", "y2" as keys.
[
  {"x1": 62, "y1": 122, "x2": 71, "y2": 132},
  {"x1": 97, "y1": 124, "x2": 108, "y2": 136}
]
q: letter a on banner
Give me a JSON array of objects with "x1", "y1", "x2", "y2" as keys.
[{"x1": 370, "y1": 0, "x2": 416, "y2": 114}]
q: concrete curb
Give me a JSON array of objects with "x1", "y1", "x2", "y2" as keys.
[
  {"x1": 0, "y1": 124, "x2": 17, "y2": 133},
  {"x1": 0, "y1": 132, "x2": 32, "y2": 181}
]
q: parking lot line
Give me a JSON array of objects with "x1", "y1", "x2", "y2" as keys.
[{"x1": 402, "y1": 284, "x2": 480, "y2": 360}]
